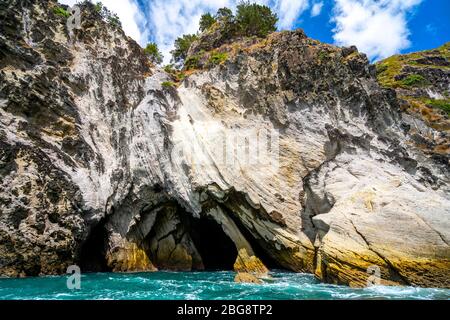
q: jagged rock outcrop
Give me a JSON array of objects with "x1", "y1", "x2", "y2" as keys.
[{"x1": 0, "y1": 0, "x2": 449, "y2": 288}]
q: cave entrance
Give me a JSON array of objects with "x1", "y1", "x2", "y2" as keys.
[
  {"x1": 188, "y1": 217, "x2": 238, "y2": 271},
  {"x1": 79, "y1": 221, "x2": 111, "y2": 273}
]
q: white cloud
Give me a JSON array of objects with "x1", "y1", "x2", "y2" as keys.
[
  {"x1": 274, "y1": 0, "x2": 309, "y2": 29},
  {"x1": 311, "y1": 1, "x2": 323, "y2": 17},
  {"x1": 331, "y1": 0, "x2": 422, "y2": 61},
  {"x1": 59, "y1": 0, "x2": 148, "y2": 45}
]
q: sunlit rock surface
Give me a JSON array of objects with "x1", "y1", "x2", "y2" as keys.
[{"x1": 0, "y1": 0, "x2": 449, "y2": 287}]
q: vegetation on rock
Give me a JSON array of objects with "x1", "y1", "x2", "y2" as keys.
[
  {"x1": 171, "y1": 2, "x2": 278, "y2": 70},
  {"x1": 199, "y1": 12, "x2": 216, "y2": 32},
  {"x1": 53, "y1": 6, "x2": 70, "y2": 18},
  {"x1": 400, "y1": 74, "x2": 427, "y2": 86},
  {"x1": 208, "y1": 52, "x2": 228, "y2": 66},
  {"x1": 161, "y1": 81, "x2": 176, "y2": 88},
  {"x1": 376, "y1": 42, "x2": 450, "y2": 88},
  {"x1": 235, "y1": 1, "x2": 278, "y2": 38},
  {"x1": 184, "y1": 53, "x2": 202, "y2": 70},
  {"x1": 376, "y1": 42, "x2": 450, "y2": 155},
  {"x1": 60, "y1": 1, "x2": 123, "y2": 28},
  {"x1": 426, "y1": 99, "x2": 450, "y2": 115},
  {"x1": 80, "y1": 1, "x2": 122, "y2": 28},
  {"x1": 162, "y1": 65, "x2": 188, "y2": 85},
  {"x1": 171, "y1": 34, "x2": 199, "y2": 65},
  {"x1": 198, "y1": 2, "x2": 277, "y2": 38}
]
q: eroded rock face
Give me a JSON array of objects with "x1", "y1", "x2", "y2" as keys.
[
  {"x1": 0, "y1": 0, "x2": 149, "y2": 276},
  {"x1": 0, "y1": 1, "x2": 449, "y2": 287}
]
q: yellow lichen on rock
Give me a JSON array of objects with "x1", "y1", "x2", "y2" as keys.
[
  {"x1": 234, "y1": 248, "x2": 268, "y2": 275},
  {"x1": 107, "y1": 242, "x2": 156, "y2": 272}
]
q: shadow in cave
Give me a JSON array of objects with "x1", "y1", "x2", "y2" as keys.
[
  {"x1": 188, "y1": 216, "x2": 238, "y2": 271},
  {"x1": 187, "y1": 205, "x2": 285, "y2": 271},
  {"x1": 222, "y1": 205, "x2": 285, "y2": 270},
  {"x1": 79, "y1": 220, "x2": 111, "y2": 273}
]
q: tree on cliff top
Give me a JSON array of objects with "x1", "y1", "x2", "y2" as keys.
[
  {"x1": 74, "y1": 1, "x2": 122, "y2": 28},
  {"x1": 216, "y1": 7, "x2": 234, "y2": 21},
  {"x1": 171, "y1": 2, "x2": 278, "y2": 68},
  {"x1": 144, "y1": 42, "x2": 163, "y2": 65},
  {"x1": 198, "y1": 3, "x2": 277, "y2": 37},
  {"x1": 199, "y1": 12, "x2": 216, "y2": 32},
  {"x1": 235, "y1": 1, "x2": 278, "y2": 38}
]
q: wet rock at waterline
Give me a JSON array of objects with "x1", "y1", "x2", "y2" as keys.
[
  {"x1": 234, "y1": 272, "x2": 262, "y2": 284},
  {"x1": 0, "y1": 0, "x2": 449, "y2": 288}
]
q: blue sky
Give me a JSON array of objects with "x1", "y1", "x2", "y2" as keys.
[{"x1": 61, "y1": 0, "x2": 449, "y2": 64}]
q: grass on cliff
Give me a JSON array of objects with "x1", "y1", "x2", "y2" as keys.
[
  {"x1": 426, "y1": 99, "x2": 450, "y2": 115},
  {"x1": 185, "y1": 54, "x2": 202, "y2": 70},
  {"x1": 162, "y1": 65, "x2": 192, "y2": 86},
  {"x1": 161, "y1": 81, "x2": 176, "y2": 88},
  {"x1": 400, "y1": 74, "x2": 428, "y2": 86},
  {"x1": 376, "y1": 54, "x2": 424, "y2": 88},
  {"x1": 208, "y1": 52, "x2": 228, "y2": 66},
  {"x1": 403, "y1": 96, "x2": 450, "y2": 118}
]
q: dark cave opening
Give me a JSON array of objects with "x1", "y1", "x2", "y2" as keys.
[
  {"x1": 77, "y1": 198, "x2": 285, "y2": 273},
  {"x1": 188, "y1": 216, "x2": 238, "y2": 271},
  {"x1": 79, "y1": 221, "x2": 111, "y2": 273}
]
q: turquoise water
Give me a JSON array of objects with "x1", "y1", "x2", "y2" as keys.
[{"x1": 0, "y1": 271, "x2": 449, "y2": 300}]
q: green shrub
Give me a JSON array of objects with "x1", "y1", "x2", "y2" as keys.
[
  {"x1": 53, "y1": 6, "x2": 70, "y2": 18},
  {"x1": 200, "y1": 13, "x2": 216, "y2": 32},
  {"x1": 164, "y1": 64, "x2": 175, "y2": 74},
  {"x1": 163, "y1": 65, "x2": 186, "y2": 82},
  {"x1": 161, "y1": 81, "x2": 175, "y2": 88},
  {"x1": 198, "y1": 3, "x2": 277, "y2": 39},
  {"x1": 376, "y1": 63, "x2": 388, "y2": 75},
  {"x1": 144, "y1": 42, "x2": 163, "y2": 65},
  {"x1": 209, "y1": 52, "x2": 228, "y2": 65},
  {"x1": 171, "y1": 34, "x2": 199, "y2": 64},
  {"x1": 92, "y1": 2, "x2": 122, "y2": 28},
  {"x1": 318, "y1": 51, "x2": 329, "y2": 61},
  {"x1": 184, "y1": 54, "x2": 201, "y2": 70},
  {"x1": 216, "y1": 7, "x2": 233, "y2": 21},
  {"x1": 176, "y1": 73, "x2": 186, "y2": 81},
  {"x1": 175, "y1": 3, "x2": 277, "y2": 69},
  {"x1": 94, "y1": 2, "x2": 103, "y2": 13},
  {"x1": 107, "y1": 14, "x2": 121, "y2": 28},
  {"x1": 214, "y1": 7, "x2": 237, "y2": 39},
  {"x1": 401, "y1": 74, "x2": 427, "y2": 86},
  {"x1": 425, "y1": 99, "x2": 450, "y2": 115}
]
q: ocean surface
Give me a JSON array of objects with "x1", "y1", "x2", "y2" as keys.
[{"x1": 0, "y1": 271, "x2": 449, "y2": 300}]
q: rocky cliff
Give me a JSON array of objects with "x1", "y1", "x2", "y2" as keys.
[
  {"x1": 0, "y1": 0, "x2": 449, "y2": 288},
  {"x1": 376, "y1": 44, "x2": 450, "y2": 160}
]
